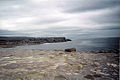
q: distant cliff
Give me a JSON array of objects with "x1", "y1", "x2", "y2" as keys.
[{"x1": 0, "y1": 37, "x2": 71, "y2": 46}]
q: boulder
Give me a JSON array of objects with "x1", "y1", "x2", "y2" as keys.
[
  {"x1": 66, "y1": 39, "x2": 72, "y2": 41},
  {"x1": 65, "y1": 48, "x2": 76, "y2": 52}
]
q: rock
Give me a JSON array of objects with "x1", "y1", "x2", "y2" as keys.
[
  {"x1": 107, "y1": 63, "x2": 110, "y2": 66},
  {"x1": 93, "y1": 74, "x2": 102, "y2": 78},
  {"x1": 54, "y1": 75, "x2": 67, "y2": 80},
  {"x1": 77, "y1": 64, "x2": 83, "y2": 70},
  {"x1": 0, "y1": 37, "x2": 71, "y2": 48},
  {"x1": 84, "y1": 74, "x2": 94, "y2": 80},
  {"x1": 65, "y1": 48, "x2": 76, "y2": 52},
  {"x1": 107, "y1": 63, "x2": 117, "y2": 67},
  {"x1": 93, "y1": 62, "x2": 100, "y2": 67},
  {"x1": 84, "y1": 74, "x2": 102, "y2": 80},
  {"x1": 66, "y1": 39, "x2": 72, "y2": 41},
  {"x1": 59, "y1": 53, "x2": 64, "y2": 55},
  {"x1": 111, "y1": 63, "x2": 117, "y2": 67}
]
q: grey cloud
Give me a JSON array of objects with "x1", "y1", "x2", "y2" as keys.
[
  {"x1": 63, "y1": 0, "x2": 120, "y2": 13},
  {"x1": 0, "y1": 25, "x2": 119, "y2": 39},
  {"x1": 21, "y1": 25, "x2": 120, "y2": 38},
  {"x1": 0, "y1": 30, "x2": 31, "y2": 37},
  {"x1": 0, "y1": 30, "x2": 18, "y2": 35},
  {"x1": 31, "y1": 18, "x2": 67, "y2": 25},
  {"x1": 0, "y1": 0, "x2": 66, "y2": 25},
  {"x1": 98, "y1": 25, "x2": 120, "y2": 30},
  {"x1": 92, "y1": 6, "x2": 120, "y2": 24},
  {"x1": 67, "y1": 29, "x2": 120, "y2": 39},
  {"x1": 0, "y1": 0, "x2": 119, "y2": 38},
  {"x1": 0, "y1": 30, "x2": 14, "y2": 34},
  {"x1": 0, "y1": 0, "x2": 28, "y2": 19}
]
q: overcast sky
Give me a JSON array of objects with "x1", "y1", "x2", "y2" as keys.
[{"x1": 0, "y1": 0, "x2": 120, "y2": 39}]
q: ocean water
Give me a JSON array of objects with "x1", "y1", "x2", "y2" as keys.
[{"x1": 2, "y1": 37, "x2": 119, "y2": 52}]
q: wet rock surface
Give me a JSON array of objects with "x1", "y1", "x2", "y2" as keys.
[{"x1": 0, "y1": 49, "x2": 119, "y2": 80}]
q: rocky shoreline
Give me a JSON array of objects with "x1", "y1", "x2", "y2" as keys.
[
  {"x1": 0, "y1": 37, "x2": 71, "y2": 48},
  {"x1": 0, "y1": 49, "x2": 119, "y2": 80}
]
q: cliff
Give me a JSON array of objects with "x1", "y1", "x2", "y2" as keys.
[{"x1": 0, "y1": 36, "x2": 71, "y2": 46}]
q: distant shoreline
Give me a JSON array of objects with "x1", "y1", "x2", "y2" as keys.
[{"x1": 0, "y1": 36, "x2": 71, "y2": 48}]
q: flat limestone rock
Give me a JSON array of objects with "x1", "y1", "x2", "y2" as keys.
[{"x1": 0, "y1": 49, "x2": 118, "y2": 80}]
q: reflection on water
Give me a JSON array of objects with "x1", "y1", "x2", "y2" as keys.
[{"x1": 1, "y1": 37, "x2": 119, "y2": 52}]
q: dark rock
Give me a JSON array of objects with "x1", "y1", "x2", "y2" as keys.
[
  {"x1": 84, "y1": 74, "x2": 102, "y2": 80},
  {"x1": 84, "y1": 74, "x2": 95, "y2": 80},
  {"x1": 65, "y1": 48, "x2": 76, "y2": 52},
  {"x1": 66, "y1": 39, "x2": 72, "y2": 41},
  {"x1": 59, "y1": 53, "x2": 64, "y2": 55},
  {"x1": 93, "y1": 74, "x2": 102, "y2": 78},
  {"x1": 54, "y1": 75, "x2": 67, "y2": 80}
]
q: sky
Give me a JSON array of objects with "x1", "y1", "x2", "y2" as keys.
[{"x1": 0, "y1": 0, "x2": 120, "y2": 39}]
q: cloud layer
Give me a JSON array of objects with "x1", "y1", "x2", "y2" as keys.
[{"x1": 0, "y1": 0, "x2": 120, "y2": 38}]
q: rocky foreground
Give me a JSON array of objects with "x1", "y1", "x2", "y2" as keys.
[{"x1": 0, "y1": 49, "x2": 119, "y2": 80}]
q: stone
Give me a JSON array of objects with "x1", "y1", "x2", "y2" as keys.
[
  {"x1": 65, "y1": 48, "x2": 76, "y2": 52},
  {"x1": 84, "y1": 74, "x2": 95, "y2": 80},
  {"x1": 66, "y1": 39, "x2": 72, "y2": 41},
  {"x1": 93, "y1": 62, "x2": 100, "y2": 67},
  {"x1": 59, "y1": 53, "x2": 64, "y2": 55},
  {"x1": 54, "y1": 75, "x2": 67, "y2": 80}
]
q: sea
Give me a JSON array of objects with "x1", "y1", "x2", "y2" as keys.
[{"x1": 1, "y1": 37, "x2": 119, "y2": 52}]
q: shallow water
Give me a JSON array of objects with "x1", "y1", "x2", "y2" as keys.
[{"x1": 0, "y1": 37, "x2": 119, "y2": 52}]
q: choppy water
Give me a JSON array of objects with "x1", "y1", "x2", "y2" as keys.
[{"x1": 1, "y1": 37, "x2": 119, "y2": 52}]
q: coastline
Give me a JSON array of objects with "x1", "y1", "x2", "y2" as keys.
[
  {"x1": 0, "y1": 36, "x2": 71, "y2": 48},
  {"x1": 0, "y1": 49, "x2": 119, "y2": 80}
]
